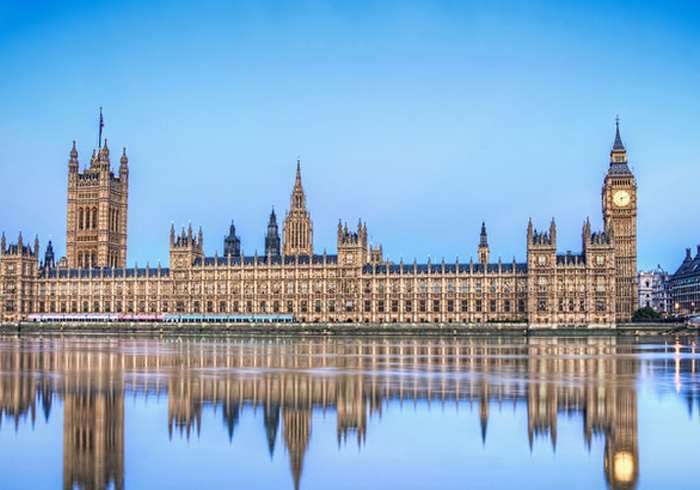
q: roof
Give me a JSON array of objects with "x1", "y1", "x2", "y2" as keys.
[
  {"x1": 41, "y1": 267, "x2": 170, "y2": 279},
  {"x1": 672, "y1": 249, "x2": 700, "y2": 281},
  {"x1": 361, "y1": 262, "x2": 528, "y2": 275}
]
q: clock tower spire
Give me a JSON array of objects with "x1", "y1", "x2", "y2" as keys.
[{"x1": 602, "y1": 118, "x2": 637, "y2": 322}]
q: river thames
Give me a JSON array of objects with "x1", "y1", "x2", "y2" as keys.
[{"x1": 0, "y1": 333, "x2": 698, "y2": 489}]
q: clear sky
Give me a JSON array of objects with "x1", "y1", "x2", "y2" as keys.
[{"x1": 0, "y1": 0, "x2": 698, "y2": 272}]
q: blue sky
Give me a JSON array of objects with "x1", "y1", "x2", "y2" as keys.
[{"x1": 0, "y1": 0, "x2": 698, "y2": 271}]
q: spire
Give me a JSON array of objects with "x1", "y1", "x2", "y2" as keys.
[
  {"x1": 479, "y1": 222, "x2": 488, "y2": 247},
  {"x1": 70, "y1": 140, "x2": 78, "y2": 161},
  {"x1": 121, "y1": 147, "x2": 128, "y2": 166},
  {"x1": 295, "y1": 158, "x2": 302, "y2": 186},
  {"x1": 612, "y1": 116, "x2": 625, "y2": 151},
  {"x1": 101, "y1": 138, "x2": 110, "y2": 159}
]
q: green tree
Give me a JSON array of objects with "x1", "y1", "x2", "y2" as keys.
[{"x1": 632, "y1": 306, "x2": 660, "y2": 321}]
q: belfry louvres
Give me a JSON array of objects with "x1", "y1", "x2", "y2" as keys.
[{"x1": 0, "y1": 118, "x2": 636, "y2": 326}]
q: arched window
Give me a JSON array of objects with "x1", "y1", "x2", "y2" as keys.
[
  {"x1": 78, "y1": 208, "x2": 84, "y2": 230},
  {"x1": 92, "y1": 207, "x2": 98, "y2": 229},
  {"x1": 91, "y1": 252, "x2": 96, "y2": 268},
  {"x1": 78, "y1": 252, "x2": 83, "y2": 268}
]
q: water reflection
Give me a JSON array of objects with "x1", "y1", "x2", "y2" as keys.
[{"x1": 0, "y1": 335, "x2": 699, "y2": 490}]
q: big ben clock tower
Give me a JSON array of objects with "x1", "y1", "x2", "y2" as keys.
[{"x1": 602, "y1": 118, "x2": 638, "y2": 322}]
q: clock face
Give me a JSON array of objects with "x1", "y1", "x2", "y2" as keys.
[{"x1": 613, "y1": 190, "x2": 631, "y2": 207}]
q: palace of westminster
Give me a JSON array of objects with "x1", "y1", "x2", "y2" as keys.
[{"x1": 0, "y1": 120, "x2": 638, "y2": 326}]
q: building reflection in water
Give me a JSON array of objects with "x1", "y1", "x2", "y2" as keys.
[{"x1": 2, "y1": 336, "x2": 697, "y2": 490}]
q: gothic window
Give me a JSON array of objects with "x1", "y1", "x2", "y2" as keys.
[
  {"x1": 568, "y1": 298, "x2": 574, "y2": 312},
  {"x1": 475, "y1": 280, "x2": 482, "y2": 293},
  {"x1": 378, "y1": 300, "x2": 384, "y2": 312},
  {"x1": 405, "y1": 300, "x2": 412, "y2": 312},
  {"x1": 596, "y1": 298, "x2": 606, "y2": 312},
  {"x1": 301, "y1": 283, "x2": 308, "y2": 295},
  {"x1": 419, "y1": 281, "x2": 426, "y2": 294},
  {"x1": 504, "y1": 300, "x2": 511, "y2": 312},
  {"x1": 363, "y1": 301, "x2": 370, "y2": 312},
  {"x1": 432, "y1": 300, "x2": 439, "y2": 312},
  {"x1": 461, "y1": 280, "x2": 469, "y2": 293},
  {"x1": 287, "y1": 283, "x2": 294, "y2": 295},
  {"x1": 518, "y1": 280, "x2": 525, "y2": 293},
  {"x1": 433, "y1": 282, "x2": 440, "y2": 294},
  {"x1": 538, "y1": 277, "x2": 547, "y2": 292},
  {"x1": 538, "y1": 299, "x2": 547, "y2": 312},
  {"x1": 78, "y1": 208, "x2": 84, "y2": 230},
  {"x1": 194, "y1": 284, "x2": 201, "y2": 295},
  {"x1": 475, "y1": 300, "x2": 482, "y2": 312},
  {"x1": 207, "y1": 283, "x2": 213, "y2": 295},
  {"x1": 596, "y1": 276, "x2": 606, "y2": 292},
  {"x1": 391, "y1": 300, "x2": 398, "y2": 312},
  {"x1": 489, "y1": 300, "x2": 496, "y2": 312},
  {"x1": 301, "y1": 301, "x2": 307, "y2": 312},
  {"x1": 330, "y1": 301, "x2": 337, "y2": 312},
  {"x1": 405, "y1": 281, "x2": 412, "y2": 294},
  {"x1": 558, "y1": 298, "x2": 564, "y2": 312},
  {"x1": 220, "y1": 283, "x2": 227, "y2": 294},
  {"x1": 490, "y1": 280, "x2": 496, "y2": 293},
  {"x1": 314, "y1": 301, "x2": 322, "y2": 312},
  {"x1": 447, "y1": 280, "x2": 454, "y2": 294},
  {"x1": 504, "y1": 280, "x2": 511, "y2": 294},
  {"x1": 92, "y1": 207, "x2": 98, "y2": 229},
  {"x1": 519, "y1": 299, "x2": 526, "y2": 313},
  {"x1": 345, "y1": 300, "x2": 354, "y2": 312},
  {"x1": 378, "y1": 280, "x2": 385, "y2": 294},
  {"x1": 329, "y1": 282, "x2": 336, "y2": 294},
  {"x1": 447, "y1": 300, "x2": 454, "y2": 312},
  {"x1": 273, "y1": 301, "x2": 279, "y2": 313},
  {"x1": 419, "y1": 300, "x2": 426, "y2": 312},
  {"x1": 315, "y1": 281, "x2": 322, "y2": 293},
  {"x1": 364, "y1": 281, "x2": 371, "y2": 293},
  {"x1": 392, "y1": 280, "x2": 399, "y2": 294},
  {"x1": 461, "y1": 300, "x2": 468, "y2": 312}
]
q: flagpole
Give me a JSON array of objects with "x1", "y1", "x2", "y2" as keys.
[{"x1": 99, "y1": 107, "x2": 103, "y2": 149}]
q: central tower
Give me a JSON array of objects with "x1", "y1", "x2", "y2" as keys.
[
  {"x1": 282, "y1": 159, "x2": 313, "y2": 256},
  {"x1": 602, "y1": 119, "x2": 638, "y2": 322}
]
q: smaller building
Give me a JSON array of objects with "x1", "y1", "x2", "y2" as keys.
[
  {"x1": 669, "y1": 246, "x2": 700, "y2": 315},
  {"x1": 637, "y1": 266, "x2": 671, "y2": 315}
]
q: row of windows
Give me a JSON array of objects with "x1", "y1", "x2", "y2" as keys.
[
  {"x1": 536, "y1": 298, "x2": 607, "y2": 312},
  {"x1": 31, "y1": 298, "x2": 528, "y2": 315}
]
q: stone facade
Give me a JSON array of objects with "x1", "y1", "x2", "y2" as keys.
[
  {"x1": 637, "y1": 267, "x2": 671, "y2": 314},
  {"x1": 0, "y1": 123, "x2": 637, "y2": 326}
]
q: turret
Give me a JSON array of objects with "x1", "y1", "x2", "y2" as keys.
[
  {"x1": 478, "y1": 222, "x2": 490, "y2": 265},
  {"x1": 337, "y1": 219, "x2": 368, "y2": 265},
  {"x1": 224, "y1": 220, "x2": 241, "y2": 259},
  {"x1": 170, "y1": 224, "x2": 204, "y2": 269},
  {"x1": 44, "y1": 240, "x2": 56, "y2": 270},
  {"x1": 120, "y1": 147, "x2": 129, "y2": 179},
  {"x1": 100, "y1": 139, "x2": 111, "y2": 172},
  {"x1": 264, "y1": 208, "x2": 281, "y2": 258},
  {"x1": 68, "y1": 141, "x2": 79, "y2": 174}
]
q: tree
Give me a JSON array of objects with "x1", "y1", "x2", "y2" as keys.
[{"x1": 632, "y1": 306, "x2": 660, "y2": 321}]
